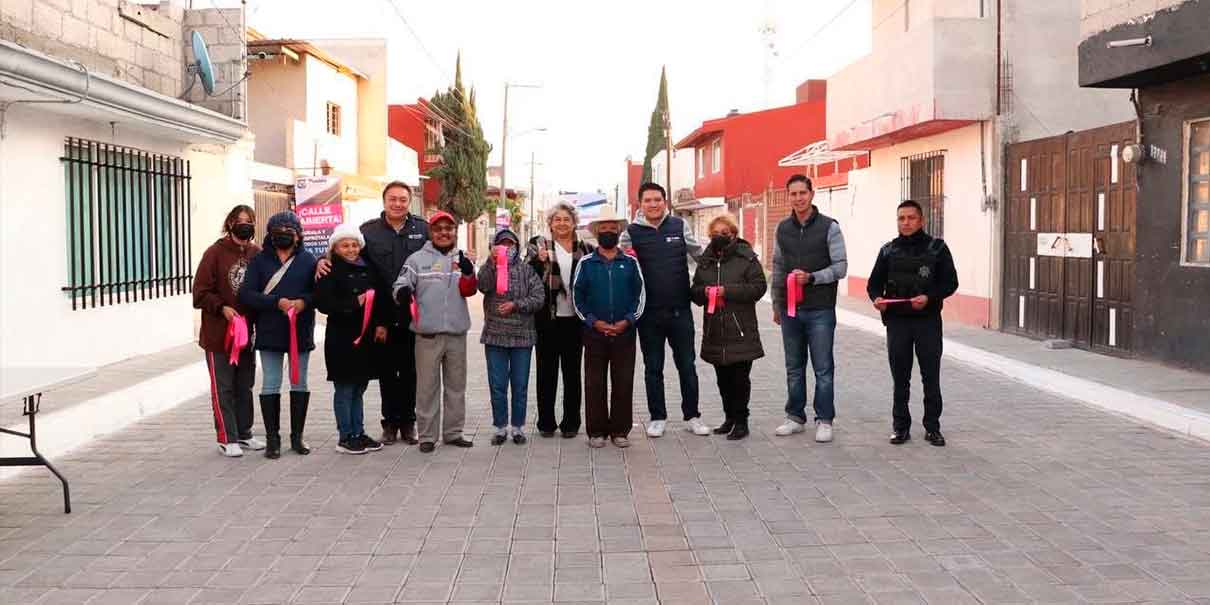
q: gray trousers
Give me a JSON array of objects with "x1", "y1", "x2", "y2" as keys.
[
  {"x1": 414, "y1": 332, "x2": 468, "y2": 443},
  {"x1": 205, "y1": 349, "x2": 256, "y2": 444}
]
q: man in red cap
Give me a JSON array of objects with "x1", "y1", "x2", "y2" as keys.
[{"x1": 392, "y1": 211, "x2": 478, "y2": 452}]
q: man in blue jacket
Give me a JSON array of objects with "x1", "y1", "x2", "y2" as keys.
[
  {"x1": 573, "y1": 207, "x2": 645, "y2": 449},
  {"x1": 619, "y1": 182, "x2": 706, "y2": 438}
]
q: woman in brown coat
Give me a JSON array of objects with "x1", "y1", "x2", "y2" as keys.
[{"x1": 690, "y1": 214, "x2": 767, "y2": 440}]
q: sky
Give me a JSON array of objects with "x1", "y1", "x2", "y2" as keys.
[{"x1": 237, "y1": 0, "x2": 871, "y2": 207}]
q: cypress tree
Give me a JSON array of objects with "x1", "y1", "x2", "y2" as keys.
[{"x1": 641, "y1": 67, "x2": 669, "y2": 183}]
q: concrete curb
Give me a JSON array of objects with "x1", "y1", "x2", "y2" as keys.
[{"x1": 834, "y1": 308, "x2": 1210, "y2": 443}]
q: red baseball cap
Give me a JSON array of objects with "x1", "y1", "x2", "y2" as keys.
[{"x1": 428, "y1": 210, "x2": 456, "y2": 226}]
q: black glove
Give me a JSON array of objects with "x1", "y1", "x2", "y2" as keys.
[
  {"x1": 457, "y1": 252, "x2": 474, "y2": 276},
  {"x1": 394, "y1": 286, "x2": 412, "y2": 306}
]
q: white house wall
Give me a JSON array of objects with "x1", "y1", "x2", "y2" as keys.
[
  {"x1": 0, "y1": 105, "x2": 251, "y2": 369},
  {"x1": 301, "y1": 55, "x2": 359, "y2": 174}
]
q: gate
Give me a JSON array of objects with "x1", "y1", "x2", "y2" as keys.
[
  {"x1": 253, "y1": 185, "x2": 294, "y2": 237},
  {"x1": 1003, "y1": 122, "x2": 1136, "y2": 353}
]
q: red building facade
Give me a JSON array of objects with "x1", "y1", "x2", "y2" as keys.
[{"x1": 388, "y1": 101, "x2": 445, "y2": 213}]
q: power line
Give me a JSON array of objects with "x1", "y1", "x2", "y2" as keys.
[
  {"x1": 781, "y1": 0, "x2": 860, "y2": 62},
  {"x1": 381, "y1": 0, "x2": 450, "y2": 81}
]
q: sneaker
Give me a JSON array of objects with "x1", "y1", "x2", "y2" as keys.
[
  {"x1": 358, "y1": 434, "x2": 383, "y2": 452},
  {"x1": 815, "y1": 421, "x2": 833, "y2": 443},
  {"x1": 686, "y1": 418, "x2": 710, "y2": 436},
  {"x1": 775, "y1": 419, "x2": 805, "y2": 436},
  {"x1": 336, "y1": 438, "x2": 367, "y2": 455},
  {"x1": 512, "y1": 429, "x2": 527, "y2": 445},
  {"x1": 238, "y1": 436, "x2": 266, "y2": 451},
  {"x1": 646, "y1": 420, "x2": 666, "y2": 438},
  {"x1": 611, "y1": 436, "x2": 631, "y2": 448},
  {"x1": 218, "y1": 443, "x2": 243, "y2": 457},
  {"x1": 491, "y1": 428, "x2": 508, "y2": 446},
  {"x1": 588, "y1": 437, "x2": 607, "y2": 448}
]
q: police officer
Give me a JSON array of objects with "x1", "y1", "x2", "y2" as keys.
[{"x1": 866, "y1": 200, "x2": 958, "y2": 447}]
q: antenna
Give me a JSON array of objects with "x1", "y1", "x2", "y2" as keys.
[
  {"x1": 180, "y1": 31, "x2": 217, "y2": 99},
  {"x1": 759, "y1": 0, "x2": 779, "y2": 108}
]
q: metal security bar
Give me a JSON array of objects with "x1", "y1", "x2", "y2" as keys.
[
  {"x1": 900, "y1": 150, "x2": 946, "y2": 238},
  {"x1": 60, "y1": 138, "x2": 192, "y2": 310}
]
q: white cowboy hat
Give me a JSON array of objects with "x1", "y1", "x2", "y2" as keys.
[{"x1": 586, "y1": 206, "x2": 628, "y2": 230}]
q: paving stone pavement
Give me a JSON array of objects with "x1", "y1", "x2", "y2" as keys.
[{"x1": 3, "y1": 308, "x2": 1210, "y2": 604}]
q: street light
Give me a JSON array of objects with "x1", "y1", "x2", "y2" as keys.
[{"x1": 499, "y1": 82, "x2": 542, "y2": 218}]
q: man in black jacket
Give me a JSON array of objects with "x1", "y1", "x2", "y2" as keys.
[{"x1": 866, "y1": 200, "x2": 959, "y2": 447}]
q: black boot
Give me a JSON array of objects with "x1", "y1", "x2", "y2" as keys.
[
  {"x1": 260, "y1": 394, "x2": 281, "y2": 459},
  {"x1": 289, "y1": 391, "x2": 311, "y2": 455},
  {"x1": 713, "y1": 418, "x2": 734, "y2": 435},
  {"x1": 727, "y1": 421, "x2": 749, "y2": 440}
]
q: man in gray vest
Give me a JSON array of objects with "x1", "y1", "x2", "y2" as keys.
[{"x1": 771, "y1": 174, "x2": 847, "y2": 443}]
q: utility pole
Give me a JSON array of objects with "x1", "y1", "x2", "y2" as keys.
[
  {"x1": 498, "y1": 82, "x2": 542, "y2": 219},
  {"x1": 529, "y1": 151, "x2": 537, "y2": 237},
  {"x1": 662, "y1": 107, "x2": 672, "y2": 197}
]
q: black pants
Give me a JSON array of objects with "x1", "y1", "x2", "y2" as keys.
[
  {"x1": 535, "y1": 316, "x2": 583, "y2": 434},
  {"x1": 205, "y1": 349, "x2": 255, "y2": 444},
  {"x1": 713, "y1": 361, "x2": 753, "y2": 422},
  {"x1": 377, "y1": 322, "x2": 417, "y2": 429},
  {"x1": 886, "y1": 315, "x2": 944, "y2": 433},
  {"x1": 583, "y1": 328, "x2": 636, "y2": 438}
]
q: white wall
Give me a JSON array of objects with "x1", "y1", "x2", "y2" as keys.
[
  {"x1": 302, "y1": 55, "x2": 359, "y2": 174},
  {"x1": 837, "y1": 123, "x2": 993, "y2": 302},
  {"x1": 0, "y1": 105, "x2": 251, "y2": 369},
  {"x1": 652, "y1": 148, "x2": 696, "y2": 196}
]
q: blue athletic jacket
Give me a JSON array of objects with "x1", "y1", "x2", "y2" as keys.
[{"x1": 571, "y1": 250, "x2": 646, "y2": 332}]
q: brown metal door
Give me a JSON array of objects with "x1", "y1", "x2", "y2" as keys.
[{"x1": 1002, "y1": 122, "x2": 1135, "y2": 353}]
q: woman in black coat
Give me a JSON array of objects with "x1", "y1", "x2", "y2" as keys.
[
  {"x1": 315, "y1": 224, "x2": 384, "y2": 455},
  {"x1": 690, "y1": 214, "x2": 768, "y2": 440}
]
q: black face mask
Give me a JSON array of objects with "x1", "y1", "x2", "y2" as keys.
[
  {"x1": 271, "y1": 232, "x2": 296, "y2": 250},
  {"x1": 710, "y1": 235, "x2": 732, "y2": 250},
  {"x1": 231, "y1": 223, "x2": 254, "y2": 241},
  {"x1": 597, "y1": 231, "x2": 619, "y2": 249}
]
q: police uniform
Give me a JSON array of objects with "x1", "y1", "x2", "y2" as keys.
[{"x1": 865, "y1": 229, "x2": 958, "y2": 444}]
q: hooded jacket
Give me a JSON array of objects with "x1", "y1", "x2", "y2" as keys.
[
  {"x1": 238, "y1": 212, "x2": 318, "y2": 353},
  {"x1": 193, "y1": 236, "x2": 260, "y2": 353},
  {"x1": 690, "y1": 238, "x2": 767, "y2": 366},
  {"x1": 525, "y1": 235, "x2": 594, "y2": 322},
  {"x1": 392, "y1": 241, "x2": 478, "y2": 335},
  {"x1": 477, "y1": 229, "x2": 547, "y2": 348}
]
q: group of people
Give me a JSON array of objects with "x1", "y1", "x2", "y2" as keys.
[{"x1": 192, "y1": 173, "x2": 958, "y2": 458}]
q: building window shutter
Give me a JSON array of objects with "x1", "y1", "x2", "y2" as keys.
[{"x1": 326, "y1": 102, "x2": 342, "y2": 136}]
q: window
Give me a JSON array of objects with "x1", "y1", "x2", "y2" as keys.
[
  {"x1": 697, "y1": 147, "x2": 704, "y2": 179},
  {"x1": 712, "y1": 139, "x2": 722, "y2": 174},
  {"x1": 61, "y1": 138, "x2": 192, "y2": 309},
  {"x1": 1186, "y1": 118, "x2": 1210, "y2": 265},
  {"x1": 326, "y1": 102, "x2": 342, "y2": 136},
  {"x1": 900, "y1": 150, "x2": 945, "y2": 237}
]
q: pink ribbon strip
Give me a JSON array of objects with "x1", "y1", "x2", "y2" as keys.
[
  {"x1": 353, "y1": 289, "x2": 375, "y2": 346},
  {"x1": 706, "y1": 286, "x2": 723, "y2": 314},
  {"x1": 286, "y1": 307, "x2": 300, "y2": 385},
  {"x1": 225, "y1": 314, "x2": 248, "y2": 366},
  {"x1": 495, "y1": 245, "x2": 509, "y2": 294},
  {"x1": 786, "y1": 274, "x2": 799, "y2": 318},
  {"x1": 410, "y1": 294, "x2": 420, "y2": 325},
  {"x1": 879, "y1": 298, "x2": 913, "y2": 304}
]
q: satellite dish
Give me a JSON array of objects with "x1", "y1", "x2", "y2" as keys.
[{"x1": 180, "y1": 31, "x2": 216, "y2": 98}]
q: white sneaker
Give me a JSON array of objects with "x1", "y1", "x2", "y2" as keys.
[
  {"x1": 815, "y1": 421, "x2": 834, "y2": 443},
  {"x1": 686, "y1": 418, "x2": 710, "y2": 436},
  {"x1": 218, "y1": 443, "x2": 243, "y2": 457},
  {"x1": 646, "y1": 420, "x2": 666, "y2": 438},
  {"x1": 774, "y1": 419, "x2": 805, "y2": 436},
  {"x1": 238, "y1": 436, "x2": 266, "y2": 451}
]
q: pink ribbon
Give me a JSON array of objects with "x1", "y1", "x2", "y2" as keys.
[
  {"x1": 224, "y1": 314, "x2": 248, "y2": 366},
  {"x1": 786, "y1": 274, "x2": 800, "y2": 318},
  {"x1": 353, "y1": 289, "x2": 375, "y2": 346},
  {"x1": 495, "y1": 245, "x2": 509, "y2": 294},
  {"x1": 410, "y1": 295, "x2": 420, "y2": 325},
  {"x1": 706, "y1": 286, "x2": 724, "y2": 314},
  {"x1": 879, "y1": 298, "x2": 913, "y2": 304},
  {"x1": 286, "y1": 307, "x2": 300, "y2": 385}
]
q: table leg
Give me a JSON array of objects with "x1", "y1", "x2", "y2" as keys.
[{"x1": 26, "y1": 395, "x2": 71, "y2": 514}]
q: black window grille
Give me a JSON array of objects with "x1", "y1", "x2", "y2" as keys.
[
  {"x1": 900, "y1": 150, "x2": 945, "y2": 237},
  {"x1": 60, "y1": 138, "x2": 192, "y2": 310}
]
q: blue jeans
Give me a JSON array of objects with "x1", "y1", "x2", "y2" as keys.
[
  {"x1": 638, "y1": 307, "x2": 700, "y2": 421},
  {"x1": 485, "y1": 345, "x2": 532, "y2": 429},
  {"x1": 781, "y1": 308, "x2": 836, "y2": 423},
  {"x1": 333, "y1": 381, "x2": 367, "y2": 440},
  {"x1": 259, "y1": 350, "x2": 310, "y2": 394}
]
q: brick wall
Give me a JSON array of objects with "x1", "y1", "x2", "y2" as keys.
[
  {"x1": 181, "y1": 8, "x2": 245, "y2": 120},
  {"x1": 1080, "y1": 0, "x2": 1191, "y2": 39}
]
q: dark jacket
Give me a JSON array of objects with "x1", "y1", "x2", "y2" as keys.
[
  {"x1": 525, "y1": 236, "x2": 595, "y2": 322},
  {"x1": 572, "y1": 250, "x2": 645, "y2": 332},
  {"x1": 238, "y1": 246, "x2": 318, "y2": 353},
  {"x1": 360, "y1": 212, "x2": 429, "y2": 328},
  {"x1": 691, "y1": 238, "x2": 768, "y2": 366},
  {"x1": 866, "y1": 230, "x2": 959, "y2": 321},
  {"x1": 620, "y1": 213, "x2": 702, "y2": 312},
  {"x1": 193, "y1": 236, "x2": 259, "y2": 353},
  {"x1": 314, "y1": 256, "x2": 382, "y2": 383},
  {"x1": 478, "y1": 230, "x2": 547, "y2": 348},
  {"x1": 771, "y1": 208, "x2": 848, "y2": 314}
]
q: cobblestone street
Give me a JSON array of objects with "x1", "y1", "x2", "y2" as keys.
[{"x1": 3, "y1": 310, "x2": 1210, "y2": 604}]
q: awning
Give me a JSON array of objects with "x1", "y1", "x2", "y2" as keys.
[{"x1": 778, "y1": 140, "x2": 868, "y2": 167}]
